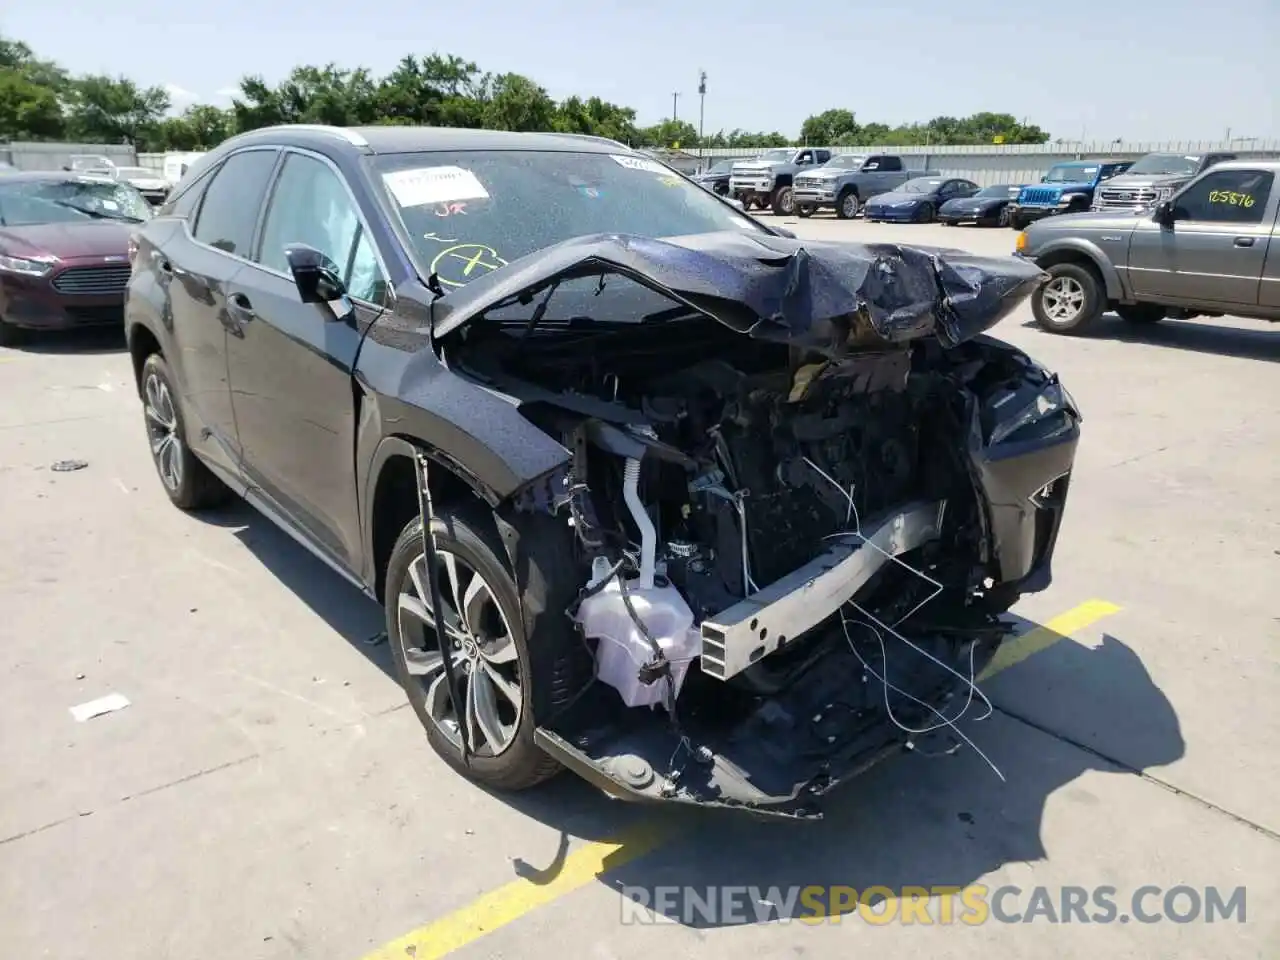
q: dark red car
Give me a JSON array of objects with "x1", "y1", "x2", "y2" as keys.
[{"x1": 0, "y1": 172, "x2": 152, "y2": 344}]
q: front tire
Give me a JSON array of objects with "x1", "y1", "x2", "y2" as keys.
[
  {"x1": 385, "y1": 509, "x2": 586, "y2": 791},
  {"x1": 996, "y1": 205, "x2": 1012, "y2": 227},
  {"x1": 1009, "y1": 213, "x2": 1028, "y2": 230},
  {"x1": 0, "y1": 318, "x2": 26, "y2": 347},
  {"x1": 914, "y1": 202, "x2": 935, "y2": 223},
  {"x1": 796, "y1": 203, "x2": 815, "y2": 218},
  {"x1": 1032, "y1": 262, "x2": 1105, "y2": 334},
  {"x1": 771, "y1": 184, "x2": 795, "y2": 216},
  {"x1": 835, "y1": 189, "x2": 860, "y2": 220},
  {"x1": 139, "y1": 353, "x2": 230, "y2": 510}
]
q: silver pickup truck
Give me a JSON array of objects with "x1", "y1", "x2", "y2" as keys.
[
  {"x1": 1091, "y1": 150, "x2": 1238, "y2": 213},
  {"x1": 1016, "y1": 159, "x2": 1280, "y2": 333},
  {"x1": 792, "y1": 153, "x2": 929, "y2": 219}
]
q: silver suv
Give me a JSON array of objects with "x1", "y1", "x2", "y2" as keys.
[{"x1": 1016, "y1": 160, "x2": 1280, "y2": 333}]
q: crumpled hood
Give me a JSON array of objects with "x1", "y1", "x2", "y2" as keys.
[{"x1": 431, "y1": 231, "x2": 1046, "y2": 351}]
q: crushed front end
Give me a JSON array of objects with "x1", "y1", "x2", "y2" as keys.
[{"x1": 440, "y1": 233, "x2": 1079, "y2": 818}]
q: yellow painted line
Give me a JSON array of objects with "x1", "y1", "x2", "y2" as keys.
[
  {"x1": 361, "y1": 598, "x2": 1120, "y2": 960},
  {"x1": 359, "y1": 817, "x2": 676, "y2": 960},
  {"x1": 978, "y1": 598, "x2": 1122, "y2": 682}
]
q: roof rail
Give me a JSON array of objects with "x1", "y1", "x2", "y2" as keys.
[
  {"x1": 248, "y1": 124, "x2": 370, "y2": 147},
  {"x1": 555, "y1": 132, "x2": 631, "y2": 151}
]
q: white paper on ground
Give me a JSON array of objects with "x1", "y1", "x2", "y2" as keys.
[
  {"x1": 69, "y1": 692, "x2": 131, "y2": 722},
  {"x1": 610, "y1": 154, "x2": 672, "y2": 176},
  {"x1": 382, "y1": 166, "x2": 490, "y2": 208}
]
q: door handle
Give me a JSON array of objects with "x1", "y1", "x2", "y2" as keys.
[
  {"x1": 224, "y1": 293, "x2": 257, "y2": 337},
  {"x1": 1234, "y1": 236, "x2": 1255, "y2": 247}
]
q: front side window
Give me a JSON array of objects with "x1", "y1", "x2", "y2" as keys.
[
  {"x1": 0, "y1": 177, "x2": 152, "y2": 226},
  {"x1": 192, "y1": 149, "x2": 278, "y2": 256},
  {"x1": 1172, "y1": 169, "x2": 1274, "y2": 224},
  {"x1": 373, "y1": 150, "x2": 767, "y2": 290},
  {"x1": 258, "y1": 152, "x2": 386, "y2": 303},
  {"x1": 879, "y1": 156, "x2": 903, "y2": 172}
]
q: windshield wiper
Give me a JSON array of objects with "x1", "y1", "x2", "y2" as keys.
[{"x1": 48, "y1": 199, "x2": 143, "y2": 223}]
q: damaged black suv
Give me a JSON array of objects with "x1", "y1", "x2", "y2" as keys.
[{"x1": 125, "y1": 125, "x2": 1078, "y2": 819}]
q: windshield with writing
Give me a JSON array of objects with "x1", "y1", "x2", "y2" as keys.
[
  {"x1": 900, "y1": 178, "x2": 942, "y2": 193},
  {"x1": 375, "y1": 150, "x2": 766, "y2": 292}
]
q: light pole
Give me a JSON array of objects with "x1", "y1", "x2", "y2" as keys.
[
  {"x1": 698, "y1": 70, "x2": 707, "y2": 161},
  {"x1": 672, "y1": 91, "x2": 680, "y2": 123}
]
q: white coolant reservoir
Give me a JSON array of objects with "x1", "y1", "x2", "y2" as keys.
[{"x1": 575, "y1": 573, "x2": 700, "y2": 710}]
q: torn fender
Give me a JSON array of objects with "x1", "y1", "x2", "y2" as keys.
[{"x1": 430, "y1": 231, "x2": 1047, "y2": 351}]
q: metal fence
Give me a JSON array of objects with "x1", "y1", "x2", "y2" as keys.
[
  {"x1": 689, "y1": 140, "x2": 1280, "y2": 185},
  {"x1": 125, "y1": 137, "x2": 1280, "y2": 187},
  {"x1": 1, "y1": 141, "x2": 137, "y2": 171}
]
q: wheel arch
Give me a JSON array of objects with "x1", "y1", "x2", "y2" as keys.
[
  {"x1": 363, "y1": 435, "x2": 502, "y2": 603},
  {"x1": 126, "y1": 321, "x2": 164, "y2": 397},
  {"x1": 1034, "y1": 241, "x2": 1126, "y2": 300}
]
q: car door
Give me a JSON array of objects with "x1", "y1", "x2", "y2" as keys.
[
  {"x1": 1127, "y1": 167, "x2": 1276, "y2": 308},
  {"x1": 167, "y1": 147, "x2": 280, "y2": 478},
  {"x1": 223, "y1": 148, "x2": 392, "y2": 570}
]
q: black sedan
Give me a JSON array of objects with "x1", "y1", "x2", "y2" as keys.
[
  {"x1": 124, "y1": 124, "x2": 1076, "y2": 819},
  {"x1": 939, "y1": 183, "x2": 1023, "y2": 227},
  {"x1": 863, "y1": 177, "x2": 980, "y2": 223},
  {"x1": 691, "y1": 159, "x2": 733, "y2": 195}
]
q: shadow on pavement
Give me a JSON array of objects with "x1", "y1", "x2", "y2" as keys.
[
  {"x1": 209, "y1": 499, "x2": 1185, "y2": 930},
  {"x1": 502, "y1": 628, "x2": 1184, "y2": 929},
  {"x1": 4, "y1": 326, "x2": 127, "y2": 356},
  {"x1": 196, "y1": 499, "x2": 393, "y2": 675},
  {"x1": 1021, "y1": 314, "x2": 1280, "y2": 363}
]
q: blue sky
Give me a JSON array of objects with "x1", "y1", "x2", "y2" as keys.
[{"x1": 5, "y1": 0, "x2": 1277, "y2": 142}]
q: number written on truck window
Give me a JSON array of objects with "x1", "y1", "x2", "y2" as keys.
[{"x1": 1173, "y1": 170, "x2": 1274, "y2": 224}]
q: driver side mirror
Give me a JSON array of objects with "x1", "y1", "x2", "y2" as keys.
[
  {"x1": 1039, "y1": 175, "x2": 1048, "y2": 183},
  {"x1": 285, "y1": 243, "x2": 349, "y2": 313},
  {"x1": 1152, "y1": 200, "x2": 1176, "y2": 227}
]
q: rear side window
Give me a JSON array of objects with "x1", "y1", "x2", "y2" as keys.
[
  {"x1": 164, "y1": 164, "x2": 217, "y2": 219},
  {"x1": 192, "y1": 149, "x2": 279, "y2": 256}
]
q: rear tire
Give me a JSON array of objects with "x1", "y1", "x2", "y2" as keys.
[
  {"x1": 139, "y1": 353, "x2": 231, "y2": 510},
  {"x1": 1032, "y1": 262, "x2": 1105, "y2": 334},
  {"x1": 385, "y1": 509, "x2": 587, "y2": 791},
  {"x1": 1116, "y1": 303, "x2": 1166, "y2": 325}
]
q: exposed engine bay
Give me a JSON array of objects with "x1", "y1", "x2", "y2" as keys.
[{"x1": 439, "y1": 244, "x2": 1080, "y2": 818}]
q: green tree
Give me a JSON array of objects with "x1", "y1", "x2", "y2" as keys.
[
  {"x1": 65, "y1": 75, "x2": 170, "y2": 144},
  {"x1": 481, "y1": 73, "x2": 556, "y2": 132},
  {"x1": 800, "y1": 108, "x2": 858, "y2": 145},
  {"x1": 0, "y1": 71, "x2": 65, "y2": 139}
]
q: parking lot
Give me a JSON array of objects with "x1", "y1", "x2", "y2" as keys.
[{"x1": 2, "y1": 215, "x2": 1277, "y2": 960}]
